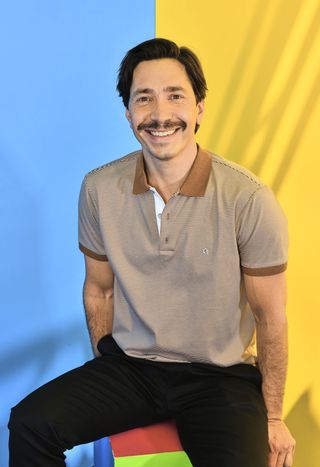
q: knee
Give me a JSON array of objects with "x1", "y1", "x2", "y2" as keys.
[
  {"x1": 8, "y1": 398, "x2": 70, "y2": 463},
  {"x1": 8, "y1": 393, "x2": 53, "y2": 436},
  {"x1": 8, "y1": 398, "x2": 39, "y2": 433},
  {"x1": 8, "y1": 405, "x2": 18, "y2": 431},
  {"x1": 8, "y1": 397, "x2": 68, "y2": 452}
]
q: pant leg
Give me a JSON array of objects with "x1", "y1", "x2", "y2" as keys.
[
  {"x1": 171, "y1": 363, "x2": 268, "y2": 467},
  {"x1": 8, "y1": 336, "x2": 168, "y2": 467}
]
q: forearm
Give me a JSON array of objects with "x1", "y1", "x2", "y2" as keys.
[
  {"x1": 256, "y1": 317, "x2": 288, "y2": 419},
  {"x1": 244, "y1": 273, "x2": 295, "y2": 461},
  {"x1": 83, "y1": 281, "x2": 114, "y2": 356}
]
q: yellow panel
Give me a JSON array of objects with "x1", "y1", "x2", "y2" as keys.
[{"x1": 157, "y1": 1, "x2": 320, "y2": 464}]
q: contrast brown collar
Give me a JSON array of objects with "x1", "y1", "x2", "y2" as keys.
[{"x1": 132, "y1": 146, "x2": 212, "y2": 197}]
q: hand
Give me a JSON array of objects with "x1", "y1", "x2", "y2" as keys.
[{"x1": 268, "y1": 419, "x2": 296, "y2": 467}]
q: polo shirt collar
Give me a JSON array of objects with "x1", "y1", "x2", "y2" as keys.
[{"x1": 132, "y1": 146, "x2": 212, "y2": 197}]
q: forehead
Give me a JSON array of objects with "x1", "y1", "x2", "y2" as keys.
[{"x1": 131, "y1": 58, "x2": 193, "y2": 91}]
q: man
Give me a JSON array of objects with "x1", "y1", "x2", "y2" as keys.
[{"x1": 9, "y1": 38, "x2": 295, "y2": 466}]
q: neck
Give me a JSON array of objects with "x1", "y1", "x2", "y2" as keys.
[{"x1": 142, "y1": 142, "x2": 198, "y2": 199}]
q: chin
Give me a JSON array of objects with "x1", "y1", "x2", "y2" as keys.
[
  {"x1": 147, "y1": 148, "x2": 176, "y2": 161},
  {"x1": 139, "y1": 140, "x2": 172, "y2": 160},
  {"x1": 153, "y1": 153, "x2": 174, "y2": 161}
]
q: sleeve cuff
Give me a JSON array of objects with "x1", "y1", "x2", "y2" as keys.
[
  {"x1": 242, "y1": 263, "x2": 287, "y2": 276},
  {"x1": 79, "y1": 243, "x2": 108, "y2": 261}
]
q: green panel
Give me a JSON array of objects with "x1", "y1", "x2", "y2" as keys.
[{"x1": 115, "y1": 450, "x2": 192, "y2": 466}]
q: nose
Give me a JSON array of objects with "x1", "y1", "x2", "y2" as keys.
[{"x1": 150, "y1": 97, "x2": 172, "y2": 123}]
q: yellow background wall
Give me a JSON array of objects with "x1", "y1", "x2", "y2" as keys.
[{"x1": 157, "y1": 1, "x2": 320, "y2": 465}]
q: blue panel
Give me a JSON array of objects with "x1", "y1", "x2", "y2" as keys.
[
  {"x1": 94, "y1": 438, "x2": 114, "y2": 467},
  {"x1": 0, "y1": 1, "x2": 154, "y2": 465}
]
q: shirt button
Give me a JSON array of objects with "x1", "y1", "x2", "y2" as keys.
[
  {"x1": 165, "y1": 237, "x2": 169, "y2": 243},
  {"x1": 166, "y1": 213, "x2": 170, "y2": 220}
]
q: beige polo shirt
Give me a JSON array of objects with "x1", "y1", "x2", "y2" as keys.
[{"x1": 79, "y1": 147, "x2": 288, "y2": 366}]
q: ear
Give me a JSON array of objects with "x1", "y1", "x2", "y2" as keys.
[
  {"x1": 125, "y1": 108, "x2": 134, "y2": 129},
  {"x1": 125, "y1": 108, "x2": 132, "y2": 125},
  {"x1": 196, "y1": 100, "x2": 205, "y2": 125}
]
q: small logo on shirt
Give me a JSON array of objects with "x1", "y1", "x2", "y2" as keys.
[{"x1": 202, "y1": 248, "x2": 209, "y2": 255}]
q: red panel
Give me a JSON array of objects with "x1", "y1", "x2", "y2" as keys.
[{"x1": 110, "y1": 420, "x2": 183, "y2": 457}]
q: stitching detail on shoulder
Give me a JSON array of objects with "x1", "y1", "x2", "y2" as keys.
[
  {"x1": 236, "y1": 185, "x2": 266, "y2": 231},
  {"x1": 82, "y1": 175, "x2": 99, "y2": 213},
  {"x1": 213, "y1": 158, "x2": 263, "y2": 187},
  {"x1": 246, "y1": 185, "x2": 265, "y2": 204},
  {"x1": 87, "y1": 151, "x2": 139, "y2": 176}
]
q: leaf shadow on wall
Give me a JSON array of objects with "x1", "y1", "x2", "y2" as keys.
[
  {"x1": 207, "y1": 0, "x2": 320, "y2": 195},
  {"x1": 285, "y1": 391, "x2": 320, "y2": 467},
  {"x1": 205, "y1": 2, "x2": 320, "y2": 465}
]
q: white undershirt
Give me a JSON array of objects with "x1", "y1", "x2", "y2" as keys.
[{"x1": 149, "y1": 187, "x2": 166, "y2": 234}]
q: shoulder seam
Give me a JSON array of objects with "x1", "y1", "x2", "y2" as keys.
[
  {"x1": 212, "y1": 158, "x2": 263, "y2": 188},
  {"x1": 86, "y1": 151, "x2": 139, "y2": 177},
  {"x1": 82, "y1": 175, "x2": 98, "y2": 210},
  {"x1": 236, "y1": 185, "x2": 266, "y2": 229}
]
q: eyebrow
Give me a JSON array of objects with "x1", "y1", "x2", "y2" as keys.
[
  {"x1": 164, "y1": 86, "x2": 186, "y2": 93},
  {"x1": 131, "y1": 88, "x2": 153, "y2": 98},
  {"x1": 131, "y1": 86, "x2": 187, "y2": 99}
]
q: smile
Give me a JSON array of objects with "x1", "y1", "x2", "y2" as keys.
[{"x1": 145, "y1": 128, "x2": 180, "y2": 137}]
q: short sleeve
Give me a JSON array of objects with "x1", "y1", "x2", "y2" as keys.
[
  {"x1": 237, "y1": 186, "x2": 288, "y2": 276},
  {"x1": 78, "y1": 177, "x2": 108, "y2": 261}
]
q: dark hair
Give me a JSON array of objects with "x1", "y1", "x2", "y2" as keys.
[{"x1": 117, "y1": 38, "x2": 207, "y2": 109}]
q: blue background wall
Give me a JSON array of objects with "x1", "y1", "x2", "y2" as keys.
[{"x1": 0, "y1": 2, "x2": 154, "y2": 465}]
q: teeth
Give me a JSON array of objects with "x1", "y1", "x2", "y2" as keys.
[{"x1": 150, "y1": 129, "x2": 176, "y2": 137}]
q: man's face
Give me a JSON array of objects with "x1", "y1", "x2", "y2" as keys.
[{"x1": 125, "y1": 58, "x2": 204, "y2": 162}]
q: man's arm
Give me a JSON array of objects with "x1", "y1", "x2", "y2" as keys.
[
  {"x1": 83, "y1": 255, "x2": 114, "y2": 356},
  {"x1": 244, "y1": 272, "x2": 295, "y2": 467}
]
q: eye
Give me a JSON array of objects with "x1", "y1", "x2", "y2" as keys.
[
  {"x1": 136, "y1": 96, "x2": 152, "y2": 103},
  {"x1": 169, "y1": 94, "x2": 184, "y2": 101}
]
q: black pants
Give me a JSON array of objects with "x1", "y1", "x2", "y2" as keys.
[{"x1": 9, "y1": 335, "x2": 268, "y2": 467}]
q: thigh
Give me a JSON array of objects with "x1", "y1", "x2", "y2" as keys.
[
  {"x1": 11, "y1": 339, "x2": 167, "y2": 450},
  {"x1": 174, "y1": 365, "x2": 268, "y2": 467}
]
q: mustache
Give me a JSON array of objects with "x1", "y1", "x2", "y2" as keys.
[{"x1": 137, "y1": 119, "x2": 187, "y2": 132}]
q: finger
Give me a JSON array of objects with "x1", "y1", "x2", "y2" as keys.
[
  {"x1": 284, "y1": 449, "x2": 294, "y2": 466},
  {"x1": 268, "y1": 451, "x2": 278, "y2": 467},
  {"x1": 276, "y1": 451, "x2": 286, "y2": 467}
]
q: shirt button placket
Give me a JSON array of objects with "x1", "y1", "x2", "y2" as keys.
[
  {"x1": 163, "y1": 211, "x2": 170, "y2": 245},
  {"x1": 160, "y1": 197, "x2": 176, "y2": 255}
]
